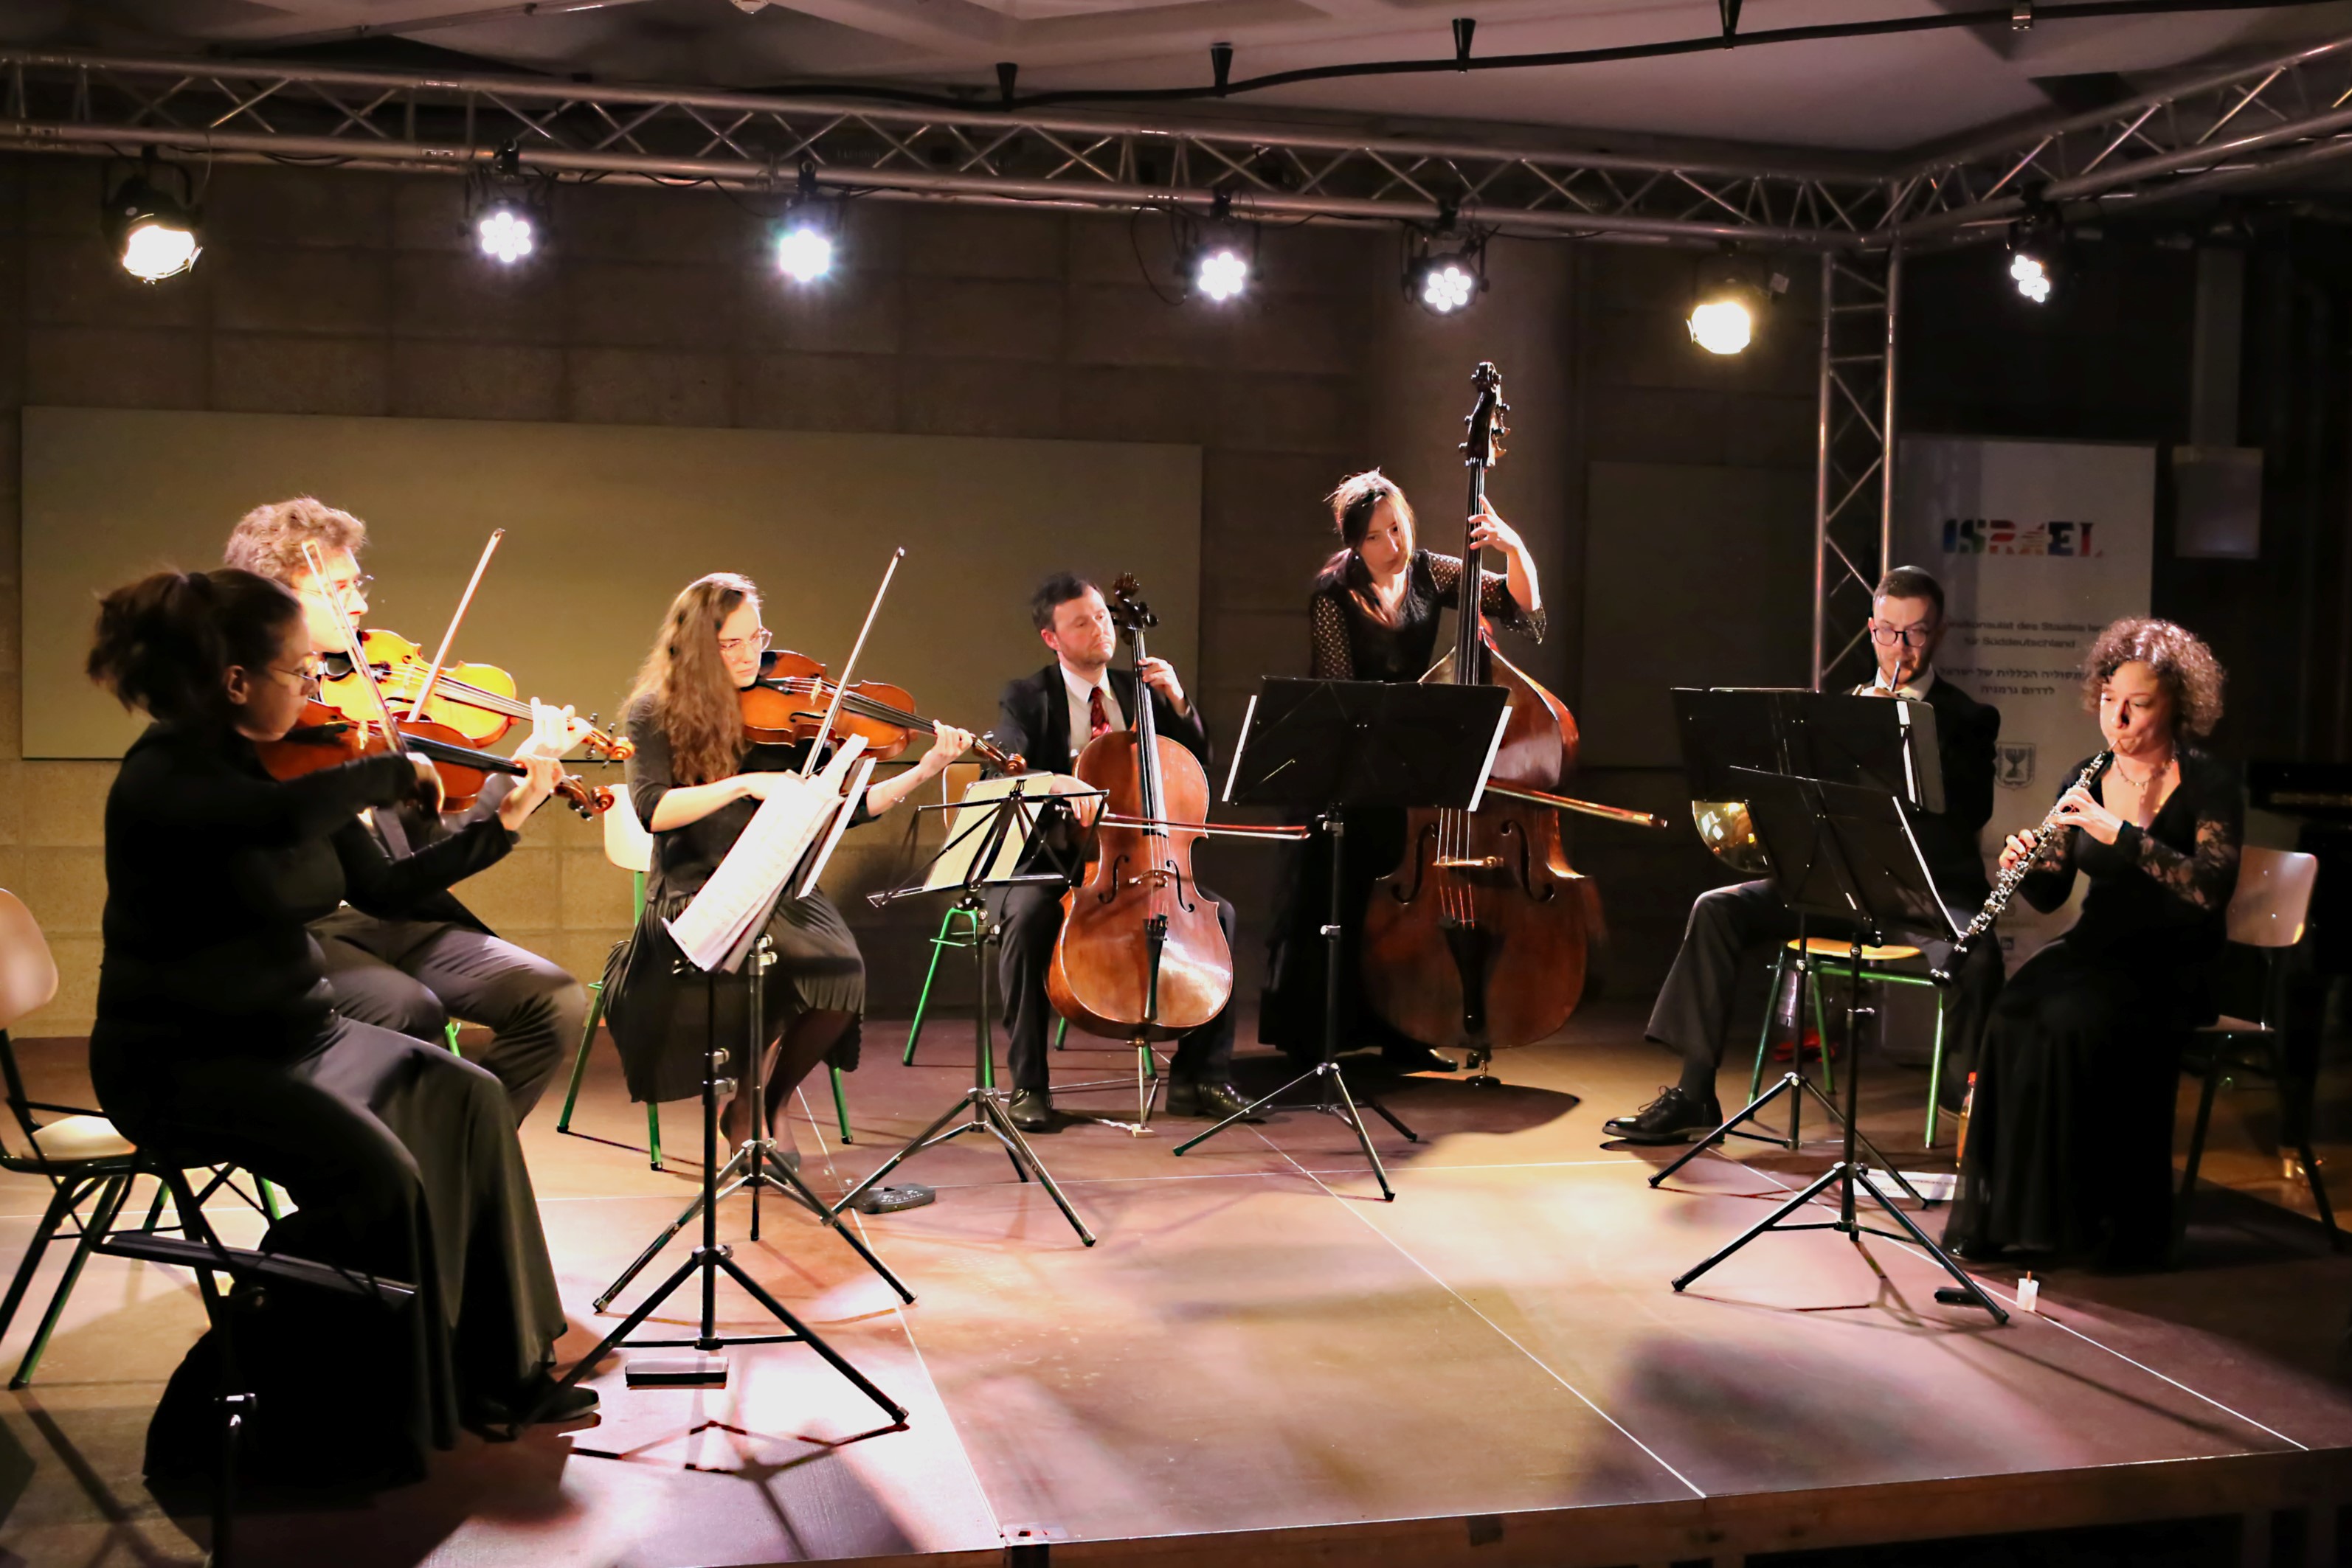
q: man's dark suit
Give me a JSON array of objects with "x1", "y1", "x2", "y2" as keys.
[
  {"x1": 1645, "y1": 676, "x2": 2004, "y2": 1104},
  {"x1": 989, "y1": 664, "x2": 1238, "y2": 1095}
]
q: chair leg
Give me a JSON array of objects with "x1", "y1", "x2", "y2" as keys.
[
  {"x1": 1054, "y1": 1016, "x2": 1068, "y2": 1052},
  {"x1": 557, "y1": 980, "x2": 609, "y2": 1134},
  {"x1": 1751, "y1": 951, "x2": 1790, "y2": 1103},
  {"x1": 13, "y1": 1173, "x2": 131, "y2": 1389},
  {"x1": 902, "y1": 908, "x2": 970, "y2": 1066},
  {"x1": 0, "y1": 1176, "x2": 92, "y2": 1347},
  {"x1": 646, "y1": 1102, "x2": 663, "y2": 1172},
  {"x1": 829, "y1": 1066, "x2": 854, "y2": 1145},
  {"x1": 445, "y1": 1021, "x2": 463, "y2": 1057},
  {"x1": 1924, "y1": 988, "x2": 1950, "y2": 1150},
  {"x1": 258, "y1": 1178, "x2": 285, "y2": 1222},
  {"x1": 2175, "y1": 1054, "x2": 2224, "y2": 1257},
  {"x1": 2273, "y1": 1035, "x2": 2342, "y2": 1252}
]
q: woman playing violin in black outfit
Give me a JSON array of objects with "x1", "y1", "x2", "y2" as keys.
[
  {"x1": 1259, "y1": 469, "x2": 1547, "y2": 1072},
  {"x1": 607, "y1": 573, "x2": 970, "y2": 1156},
  {"x1": 86, "y1": 568, "x2": 587, "y2": 1486}
]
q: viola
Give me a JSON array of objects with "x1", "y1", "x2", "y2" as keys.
[
  {"x1": 740, "y1": 649, "x2": 1025, "y2": 774},
  {"x1": 1046, "y1": 575, "x2": 1234, "y2": 1048},
  {"x1": 322, "y1": 627, "x2": 633, "y2": 761},
  {"x1": 256, "y1": 701, "x2": 614, "y2": 819},
  {"x1": 1360, "y1": 362, "x2": 1588, "y2": 1082}
]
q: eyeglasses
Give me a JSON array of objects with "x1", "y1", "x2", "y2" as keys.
[
  {"x1": 718, "y1": 629, "x2": 773, "y2": 657},
  {"x1": 1869, "y1": 622, "x2": 1938, "y2": 649},
  {"x1": 270, "y1": 658, "x2": 326, "y2": 693},
  {"x1": 305, "y1": 574, "x2": 374, "y2": 604}
]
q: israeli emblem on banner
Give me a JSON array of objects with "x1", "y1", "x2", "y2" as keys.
[{"x1": 1996, "y1": 742, "x2": 2036, "y2": 791}]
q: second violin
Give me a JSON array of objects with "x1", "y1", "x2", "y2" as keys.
[{"x1": 740, "y1": 647, "x2": 1024, "y2": 773}]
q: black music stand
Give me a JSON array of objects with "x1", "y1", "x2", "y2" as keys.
[
  {"x1": 838, "y1": 777, "x2": 1102, "y2": 1246},
  {"x1": 1660, "y1": 687, "x2": 1948, "y2": 1157},
  {"x1": 1173, "y1": 678, "x2": 1511, "y2": 1201},
  {"x1": 1659, "y1": 769, "x2": 2007, "y2": 1322}
]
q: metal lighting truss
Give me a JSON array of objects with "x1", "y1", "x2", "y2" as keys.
[{"x1": 1813, "y1": 252, "x2": 1900, "y2": 693}]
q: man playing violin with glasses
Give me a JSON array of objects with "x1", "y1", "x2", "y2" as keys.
[
  {"x1": 1604, "y1": 565, "x2": 2005, "y2": 1145},
  {"x1": 224, "y1": 496, "x2": 592, "y2": 1124}
]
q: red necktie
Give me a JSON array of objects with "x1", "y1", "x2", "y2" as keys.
[{"x1": 1087, "y1": 687, "x2": 1112, "y2": 740}]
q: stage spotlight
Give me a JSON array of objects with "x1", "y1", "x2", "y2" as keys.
[
  {"x1": 1406, "y1": 221, "x2": 1487, "y2": 316},
  {"x1": 2009, "y1": 248, "x2": 2053, "y2": 304},
  {"x1": 776, "y1": 220, "x2": 835, "y2": 283},
  {"x1": 1193, "y1": 244, "x2": 1250, "y2": 302},
  {"x1": 477, "y1": 202, "x2": 535, "y2": 265},
  {"x1": 1687, "y1": 258, "x2": 1788, "y2": 356},
  {"x1": 465, "y1": 145, "x2": 551, "y2": 266},
  {"x1": 1420, "y1": 258, "x2": 1477, "y2": 313},
  {"x1": 104, "y1": 161, "x2": 202, "y2": 282},
  {"x1": 1687, "y1": 296, "x2": 1753, "y2": 355}
]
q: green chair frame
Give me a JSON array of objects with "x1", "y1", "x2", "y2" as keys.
[
  {"x1": 903, "y1": 901, "x2": 1068, "y2": 1069},
  {"x1": 1751, "y1": 938, "x2": 1951, "y2": 1149},
  {"x1": 556, "y1": 872, "x2": 854, "y2": 1168}
]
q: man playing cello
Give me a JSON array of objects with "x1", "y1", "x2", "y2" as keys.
[
  {"x1": 989, "y1": 573, "x2": 1253, "y2": 1133},
  {"x1": 224, "y1": 496, "x2": 592, "y2": 1124}
]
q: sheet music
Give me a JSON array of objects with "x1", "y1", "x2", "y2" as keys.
[
  {"x1": 666, "y1": 736, "x2": 867, "y2": 972},
  {"x1": 795, "y1": 755, "x2": 876, "y2": 901},
  {"x1": 921, "y1": 772, "x2": 1097, "y2": 892}
]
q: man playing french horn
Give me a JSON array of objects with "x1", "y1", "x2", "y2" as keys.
[{"x1": 1605, "y1": 566, "x2": 2007, "y2": 1145}]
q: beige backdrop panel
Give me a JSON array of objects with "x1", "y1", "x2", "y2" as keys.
[{"x1": 22, "y1": 408, "x2": 1200, "y2": 760}]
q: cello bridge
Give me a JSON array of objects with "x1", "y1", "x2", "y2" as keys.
[
  {"x1": 1434, "y1": 856, "x2": 1504, "y2": 870},
  {"x1": 1121, "y1": 869, "x2": 1180, "y2": 889}
]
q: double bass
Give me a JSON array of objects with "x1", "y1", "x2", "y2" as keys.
[
  {"x1": 1360, "y1": 363, "x2": 1588, "y2": 1081},
  {"x1": 1047, "y1": 577, "x2": 1233, "y2": 1055}
]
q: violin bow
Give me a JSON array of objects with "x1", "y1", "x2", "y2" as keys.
[
  {"x1": 800, "y1": 547, "x2": 906, "y2": 780},
  {"x1": 406, "y1": 527, "x2": 505, "y2": 722},
  {"x1": 302, "y1": 541, "x2": 411, "y2": 754}
]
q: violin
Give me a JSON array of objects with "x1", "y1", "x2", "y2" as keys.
[
  {"x1": 322, "y1": 628, "x2": 634, "y2": 762},
  {"x1": 257, "y1": 700, "x2": 614, "y2": 819},
  {"x1": 740, "y1": 649, "x2": 1025, "y2": 773},
  {"x1": 1360, "y1": 363, "x2": 1588, "y2": 1082},
  {"x1": 1046, "y1": 575, "x2": 1234, "y2": 1048}
]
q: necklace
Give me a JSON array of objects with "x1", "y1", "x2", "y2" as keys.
[{"x1": 2111, "y1": 752, "x2": 2173, "y2": 789}]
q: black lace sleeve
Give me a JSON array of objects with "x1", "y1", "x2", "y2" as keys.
[
  {"x1": 1309, "y1": 590, "x2": 1355, "y2": 679},
  {"x1": 1427, "y1": 552, "x2": 1546, "y2": 642},
  {"x1": 2120, "y1": 753, "x2": 2241, "y2": 913}
]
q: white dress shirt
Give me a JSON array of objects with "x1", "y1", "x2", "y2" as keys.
[
  {"x1": 1060, "y1": 663, "x2": 1125, "y2": 762},
  {"x1": 1862, "y1": 665, "x2": 1938, "y2": 701}
]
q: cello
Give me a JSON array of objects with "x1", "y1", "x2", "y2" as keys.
[
  {"x1": 1360, "y1": 362, "x2": 1588, "y2": 1083},
  {"x1": 1047, "y1": 577, "x2": 1234, "y2": 1108}
]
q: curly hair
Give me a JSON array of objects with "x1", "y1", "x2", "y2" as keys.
[
  {"x1": 2081, "y1": 617, "x2": 2225, "y2": 739},
  {"x1": 223, "y1": 496, "x2": 368, "y2": 585},
  {"x1": 630, "y1": 572, "x2": 759, "y2": 786}
]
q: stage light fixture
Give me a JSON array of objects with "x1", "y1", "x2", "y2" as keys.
[
  {"x1": 1193, "y1": 244, "x2": 1250, "y2": 302},
  {"x1": 103, "y1": 159, "x2": 202, "y2": 282},
  {"x1": 465, "y1": 145, "x2": 552, "y2": 266},
  {"x1": 1405, "y1": 220, "x2": 1488, "y2": 316},
  {"x1": 477, "y1": 202, "x2": 535, "y2": 264},
  {"x1": 1687, "y1": 257, "x2": 1788, "y2": 355},
  {"x1": 774, "y1": 161, "x2": 840, "y2": 285}
]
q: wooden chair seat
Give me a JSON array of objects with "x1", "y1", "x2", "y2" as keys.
[
  {"x1": 1784, "y1": 937, "x2": 1922, "y2": 962},
  {"x1": 2198, "y1": 1015, "x2": 2264, "y2": 1036},
  {"x1": 26, "y1": 1114, "x2": 135, "y2": 1162}
]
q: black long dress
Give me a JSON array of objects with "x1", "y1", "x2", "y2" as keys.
[
  {"x1": 89, "y1": 724, "x2": 567, "y2": 1485},
  {"x1": 1942, "y1": 748, "x2": 2241, "y2": 1267},
  {"x1": 603, "y1": 697, "x2": 868, "y2": 1105},
  {"x1": 1258, "y1": 548, "x2": 1546, "y2": 1059}
]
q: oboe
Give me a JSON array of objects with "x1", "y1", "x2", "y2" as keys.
[{"x1": 1931, "y1": 750, "x2": 2112, "y2": 982}]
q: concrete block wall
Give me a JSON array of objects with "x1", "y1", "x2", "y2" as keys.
[{"x1": 0, "y1": 153, "x2": 1817, "y2": 1034}]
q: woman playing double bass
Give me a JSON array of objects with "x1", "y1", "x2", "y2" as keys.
[
  {"x1": 1258, "y1": 468, "x2": 1548, "y2": 1073},
  {"x1": 606, "y1": 573, "x2": 971, "y2": 1166}
]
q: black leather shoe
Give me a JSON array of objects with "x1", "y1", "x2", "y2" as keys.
[
  {"x1": 1380, "y1": 1044, "x2": 1458, "y2": 1074},
  {"x1": 1602, "y1": 1086, "x2": 1723, "y2": 1145},
  {"x1": 1165, "y1": 1078, "x2": 1264, "y2": 1122},
  {"x1": 474, "y1": 1370, "x2": 599, "y2": 1430},
  {"x1": 1008, "y1": 1088, "x2": 1054, "y2": 1131}
]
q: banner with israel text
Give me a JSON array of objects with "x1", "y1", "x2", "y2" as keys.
[{"x1": 1893, "y1": 437, "x2": 2154, "y2": 963}]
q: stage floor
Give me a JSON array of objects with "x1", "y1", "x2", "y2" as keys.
[{"x1": 2, "y1": 1001, "x2": 2348, "y2": 1567}]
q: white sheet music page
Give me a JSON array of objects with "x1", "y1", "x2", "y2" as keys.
[{"x1": 665, "y1": 736, "x2": 868, "y2": 972}]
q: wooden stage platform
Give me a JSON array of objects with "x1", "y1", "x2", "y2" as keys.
[{"x1": 2, "y1": 999, "x2": 2348, "y2": 1567}]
